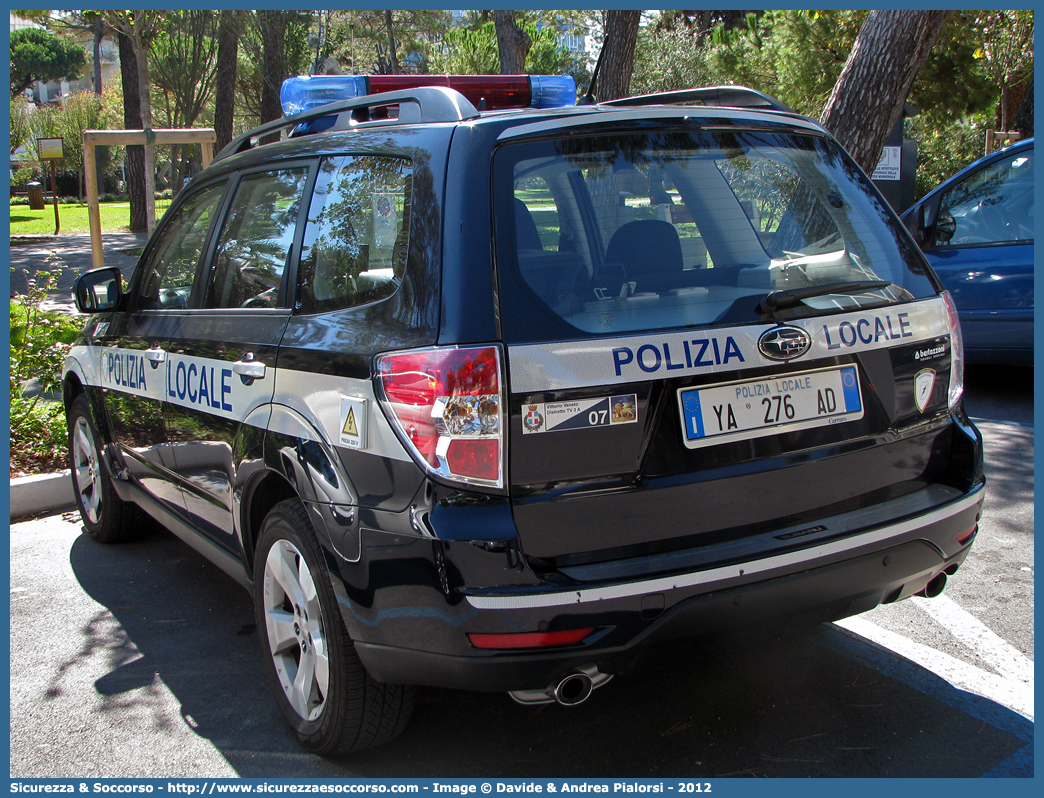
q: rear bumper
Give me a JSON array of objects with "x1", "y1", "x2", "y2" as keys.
[{"x1": 355, "y1": 484, "x2": 984, "y2": 691}]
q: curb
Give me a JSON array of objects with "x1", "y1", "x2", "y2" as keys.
[{"x1": 10, "y1": 471, "x2": 76, "y2": 520}]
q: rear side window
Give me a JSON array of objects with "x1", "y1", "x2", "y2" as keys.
[
  {"x1": 495, "y1": 129, "x2": 936, "y2": 341},
  {"x1": 296, "y1": 155, "x2": 412, "y2": 314},
  {"x1": 205, "y1": 167, "x2": 310, "y2": 309}
]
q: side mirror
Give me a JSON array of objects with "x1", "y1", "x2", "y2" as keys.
[
  {"x1": 73, "y1": 266, "x2": 124, "y2": 313},
  {"x1": 906, "y1": 200, "x2": 940, "y2": 249},
  {"x1": 934, "y1": 211, "x2": 957, "y2": 245}
]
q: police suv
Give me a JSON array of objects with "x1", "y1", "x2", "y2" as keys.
[{"x1": 65, "y1": 75, "x2": 985, "y2": 754}]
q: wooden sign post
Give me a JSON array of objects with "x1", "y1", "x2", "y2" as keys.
[
  {"x1": 37, "y1": 136, "x2": 64, "y2": 234},
  {"x1": 82, "y1": 128, "x2": 216, "y2": 270}
]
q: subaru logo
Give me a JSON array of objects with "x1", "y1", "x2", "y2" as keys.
[{"x1": 758, "y1": 326, "x2": 811, "y2": 361}]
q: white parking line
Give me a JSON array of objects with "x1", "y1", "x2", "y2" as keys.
[
  {"x1": 969, "y1": 417, "x2": 1034, "y2": 429},
  {"x1": 910, "y1": 594, "x2": 1034, "y2": 685},
  {"x1": 835, "y1": 614, "x2": 1034, "y2": 721}
]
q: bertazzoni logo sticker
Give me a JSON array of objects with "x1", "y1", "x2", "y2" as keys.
[
  {"x1": 914, "y1": 368, "x2": 937, "y2": 413},
  {"x1": 507, "y1": 297, "x2": 952, "y2": 393}
]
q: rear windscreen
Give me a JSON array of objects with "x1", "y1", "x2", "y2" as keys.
[{"x1": 493, "y1": 128, "x2": 937, "y2": 342}]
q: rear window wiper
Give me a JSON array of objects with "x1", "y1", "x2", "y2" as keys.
[{"x1": 758, "y1": 280, "x2": 894, "y2": 314}]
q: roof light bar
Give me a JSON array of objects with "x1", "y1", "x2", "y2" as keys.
[{"x1": 281, "y1": 74, "x2": 576, "y2": 116}]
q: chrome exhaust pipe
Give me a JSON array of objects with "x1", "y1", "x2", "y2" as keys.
[
  {"x1": 552, "y1": 671, "x2": 593, "y2": 706},
  {"x1": 916, "y1": 572, "x2": 947, "y2": 598},
  {"x1": 508, "y1": 664, "x2": 613, "y2": 706}
]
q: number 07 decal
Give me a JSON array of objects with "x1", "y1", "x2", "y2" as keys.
[{"x1": 522, "y1": 394, "x2": 638, "y2": 434}]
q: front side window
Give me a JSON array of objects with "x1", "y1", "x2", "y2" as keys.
[
  {"x1": 496, "y1": 129, "x2": 935, "y2": 340},
  {"x1": 935, "y1": 148, "x2": 1034, "y2": 247},
  {"x1": 205, "y1": 167, "x2": 310, "y2": 309},
  {"x1": 296, "y1": 155, "x2": 412, "y2": 314},
  {"x1": 135, "y1": 181, "x2": 227, "y2": 309}
]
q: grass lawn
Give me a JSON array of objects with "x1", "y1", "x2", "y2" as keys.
[{"x1": 9, "y1": 201, "x2": 169, "y2": 236}]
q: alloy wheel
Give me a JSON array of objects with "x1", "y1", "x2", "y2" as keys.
[
  {"x1": 72, "y1": 416, "x2": 102, "y2": 525},
  {"x1": 262, "y1": 539, "x2": 331, "y2": 721}
]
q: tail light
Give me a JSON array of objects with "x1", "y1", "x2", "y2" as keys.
[
  {"x1": 376, "y1": 346, "x2": 505, "y2": 489},
  {"x1": 942, "y1": 291, "x2": 964, "y2": 411},
  {"x1": 468, "y1": 628, "x2": 595, "y2": 650}
]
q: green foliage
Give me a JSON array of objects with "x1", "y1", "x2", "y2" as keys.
[
  {"x1": 322, "y1": 10, "x2": 453, "y2": 75},
  {"x1": 640, "y1": 10, "x2": 1009, "y2": 124},
  {"x1": 9, "y1": 261, "x2": 78, "y2": 400},
  {"x1": 525, "y1": 17, "x2": 589, "y2": 83},
  {"x1": 9, "y1": 165, "x2": 40, "y2": 187},
  {"x1": 23, "y1": 102, "x2": 60, "y2": 162},
  {"x1": 9, "y1": 88, "x2": 117, "y2": 199},
  {"x1": 908, "y1": 114, "x2": 991, "y2": 197},
  {"x1": 50, "y1": 90, "x2": 112, "y2": 175},
  {"x1": 908, "y1": 13, "x2": 998, "y2": 126},
  {"x1": 10, "y1": 27, "x2": 87, "y2": 97},
  {"x1": 9, "y1": 397, "x2": 70, "y2": 476},
  {"x1": 429, "y1": 15, "x2": 588, "y2": 90},
  {"x1": 635, "y1": 10, "x2": 1024, "y2": 206},
  {"x1": 972, "y1": 9, "x2": 1034, "y2": 129},
  {"x1": 431, "y1": 22, "x2": 499, "y2": 74},
  {"x1": 10, "y1": 254, "x2": 82, "y2": 475},
  {"x1": 705, "y1": 10, "x2": 867, "y2": 117},
  {"x1": 149, "y1": 10, "x2": 219, "y2": 128},
  {"x1": 10, "y1": 95, "x2": 33, "y2": 152},
  {"x1": 236, "y1": 11, "x2": 314, "y2": 122},
  {"x1": 631, "y1": 26, "x2": 718, "y2": 95},
  {"x1": 974, "y1": 10, "x2": 1035, "y2": 86}
]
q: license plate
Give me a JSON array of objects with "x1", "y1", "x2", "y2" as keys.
[{"x1": 678, "y1": 365, "x2": 863, "y2": 449}]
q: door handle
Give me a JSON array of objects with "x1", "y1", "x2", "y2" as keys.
[
  {"x1": 144, "y1": 347, "x2": 166, "y2": 367},
  {"x1": 232, "y1": 358, "x2": 267, "y2": 381}
]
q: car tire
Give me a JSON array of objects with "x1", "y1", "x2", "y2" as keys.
[
  {"x1": 67, "y1": 393, "x2": 145, "y2": 543},
  {"x1": 254, "y1": 498, "x2": 415, "y2": 755}
]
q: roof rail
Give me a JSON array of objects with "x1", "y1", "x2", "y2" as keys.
[
  {"x1": 215, "y1": 86, "x2": 480, "y2": 162},
  {"x1": 602, "y1": 86, "x2": 795, "y2": 114}
]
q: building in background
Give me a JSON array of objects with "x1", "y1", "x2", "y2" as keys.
[{"x1": 10, "y1": 11, "x2": 119, "y2": 105}]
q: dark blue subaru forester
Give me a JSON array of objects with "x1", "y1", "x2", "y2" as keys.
[{"x1": 65, "y1": 75, "x2": 985, "y2": 754}]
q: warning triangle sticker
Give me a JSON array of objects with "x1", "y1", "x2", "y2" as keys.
[{"x1": 342, "y1": 407, "x2": 358, "y2": 437}]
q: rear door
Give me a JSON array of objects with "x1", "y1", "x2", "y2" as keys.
[
  {"x1": 164, "y1": 163, "x2": 312, "y2": 554},
  {"x1": 493, "y1": 123, "x2": 959, "y2": 568}
]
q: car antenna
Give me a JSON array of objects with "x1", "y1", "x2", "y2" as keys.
[{"x1": 577, "y1": 39, "x2": 608, "y2": 105}]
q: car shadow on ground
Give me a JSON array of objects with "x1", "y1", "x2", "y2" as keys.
[
  {"x1": 963, "y1": 364, "x2": 1034, "y2": 426},
  {"x1": 65, "y1": 524, "x2": 1032, "y2": 778}
]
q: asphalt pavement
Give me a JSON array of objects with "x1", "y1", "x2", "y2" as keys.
[
  {"x1": 10, "y1": 232, "x2": 148, "y2": 312},
  {"x1": 8, "y1": 412, "x2": 1033, "y2": 778}
]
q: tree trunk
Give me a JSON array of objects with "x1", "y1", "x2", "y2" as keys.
[
  {"x1": 132, "y1": 31, "x2": 157, "y2": 232},
  {"x1": 494, "y1": 11, "x2": 532, "y2": 74},
  {"x1": 1012, "y1": 75, "x2": 1033, "y2": 138},
  {"x1": 92, "y1": 17, "x2": 104, "y2": 94},
  {"x1": 257, "y1": 11, "x2": 289, "y2": 142},
  {"x1": 118, "y1": 32, "x2": 147, "y2": 233},
  {"x1": 598, "y1": 11, "x2": 641, "y2": 101},
  {"x1": 214, "y1": 10, "x2": 240, "y2": 153},
  {"x1": 820, "y1": 10, "x2": 948, "y2": 175},
  {"x1": 92, "y1": 17, "x2": 107, "y2": 196},
  {"x1": 384, "y1": 10, "x2": 399, "y2": 75}
]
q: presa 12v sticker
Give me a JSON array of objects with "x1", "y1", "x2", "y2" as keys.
[{"x1": 522, "y1": 394, "x2": 638, "y2": 434}]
